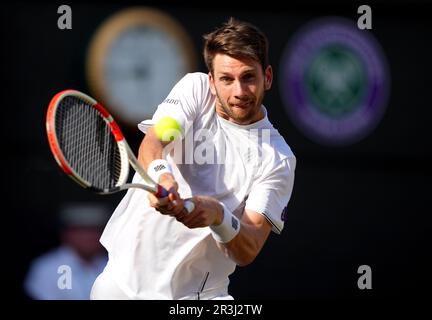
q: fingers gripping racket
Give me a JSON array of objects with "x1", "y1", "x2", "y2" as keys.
[{"x1": 46, "y1": 89, "x2": 194, "y2": 213}]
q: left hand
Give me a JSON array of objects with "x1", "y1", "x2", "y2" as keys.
[{"x1": 176, "y1": 195, "x2": 224, "y2": 229}]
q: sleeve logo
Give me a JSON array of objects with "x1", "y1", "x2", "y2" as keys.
[
  {"x1": 163, "y1": 98, "x2": 180, "y2": 105},
  {"x1": 231, "y1": 216, "x2": 239, "y2": 230},
  {"x1": 154, "y1": 164, "x2": 167, "y2": 172}
]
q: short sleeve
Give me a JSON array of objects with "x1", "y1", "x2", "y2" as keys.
[
  {"x1": 245, "y1": 157, "x2": 296, "y2": 234},
  {"x1": 138, "y1": 72, "x2": 207, "y2": 138}
]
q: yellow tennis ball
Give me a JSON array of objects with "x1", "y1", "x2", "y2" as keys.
[{"x1": 154, "y1": 116, "x2": 182, "y2": 142}]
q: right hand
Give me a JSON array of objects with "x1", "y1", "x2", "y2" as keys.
[{"x1": 147, "y1": 173, "x2": 185, "y2": 217}]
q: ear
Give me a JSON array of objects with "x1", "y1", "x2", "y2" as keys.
[
  {"x1": 264, "y1": 65, "x2": 273, "y2": 90},
  {"x1": 208, "y1": 72, "x2": 217, "y2": 95}
]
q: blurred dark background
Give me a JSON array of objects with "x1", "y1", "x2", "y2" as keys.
[{"x1": 4, "y1": 0, "x2": 431, "y2": 300}]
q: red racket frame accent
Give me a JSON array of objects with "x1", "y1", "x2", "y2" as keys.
[
  {"x1": 46, "y1": 90, "x2": 74, "y2": 175},
  {"x1": 46, "y1": 89, "x2": 126, "y2": 177},
  {"x1": 94, "y1": 103, "x2": 124, "y2": 142}
]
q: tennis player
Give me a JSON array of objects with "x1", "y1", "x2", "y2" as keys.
[{"x1": 91, "y1": 17, "x2": 296, "y2": 300}]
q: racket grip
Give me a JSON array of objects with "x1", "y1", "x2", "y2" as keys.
[
  {"x1": 184, "y1": 200, "x2": 195, "y2": 214},
  {"x1": 155, "y1": 185, "x2": 169, "y2": 198},
  {"x1": 155, "y1": 186, "x2": 195, "y2": 214}
]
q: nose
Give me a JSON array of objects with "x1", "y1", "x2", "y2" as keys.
[{"x1": 233, "y1": 80, "x2": 247, "y2": 99}]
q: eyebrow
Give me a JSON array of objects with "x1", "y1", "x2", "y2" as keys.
[{"x1": 217, "y1": 69, "x2": 256, "y2": 77}]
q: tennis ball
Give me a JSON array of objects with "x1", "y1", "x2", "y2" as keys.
[{"x1": 154, "y1": 116, "x2": 182, "y2": 142}]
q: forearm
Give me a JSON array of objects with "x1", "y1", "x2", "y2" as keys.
[
  {"x1": 138, "y1": 128, "x2": 167, "y2": 170},
  {"x1": 216, "y1": 221, "x2": 268, "y2": 266},
  {"x1": 178, "y1": 196, "x2": 272, "y2": 266},
  {"x1": 212, "y1": 207, "x2": 271, "y2": 267},
  {"x1": 141, "y1": 127, "x2": 184, "y2": 215}
]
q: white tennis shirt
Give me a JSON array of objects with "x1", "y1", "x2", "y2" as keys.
[{"x1": 99, "y1": 72, "x2": 296, "y2": 299}]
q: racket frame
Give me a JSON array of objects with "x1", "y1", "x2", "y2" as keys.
[{"x1": 46, "y1": 89, "x2": 164, "y2": 196}]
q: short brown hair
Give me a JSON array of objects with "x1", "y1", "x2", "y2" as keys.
[{"x1": 203, "y1": 17, "x2": 269, "y2": 74}]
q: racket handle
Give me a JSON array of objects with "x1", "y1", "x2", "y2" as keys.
[
  {"x1": 155, "y1": 186, "x2": 195, "y2": 214},
  {"x1": 183, "y1": 200, "x2": 195, "y2": 214},
  {"x1": 155, "y1": 185, "x2": 169, "y2": 198}
]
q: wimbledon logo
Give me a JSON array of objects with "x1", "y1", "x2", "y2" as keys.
[{"x1": 279, "y1": 17, "x2": 390, "y2": 146}]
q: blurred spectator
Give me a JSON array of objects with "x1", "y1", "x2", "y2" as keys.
[{"x1": 24, "y1": 203, "x2": 109, "y2": 300}]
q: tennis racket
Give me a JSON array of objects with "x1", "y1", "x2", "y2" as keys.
[{"x1": 46, "y1": 89, "x2": 194, "y2": 213}]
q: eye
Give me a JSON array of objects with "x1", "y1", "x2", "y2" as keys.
[
  {"x1": 243, "y1": 73, "x2": 255, "y2": 81},
  {"x1": 220, "y1": 76, "x2": 233, "y2": 83}
]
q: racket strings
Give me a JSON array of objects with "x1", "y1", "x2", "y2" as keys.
[{"x1": 55, "y1": 96, "x2": 122, "y2": 190}]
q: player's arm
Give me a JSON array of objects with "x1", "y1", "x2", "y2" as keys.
[
  {"x1": 179, "y1": 196, "x2": 271, "y2": 266},
  {"x1": 217, "y1": 209, "x2": 272, "y2": 267},
  {"x1": 138, "y1": 128, "x2": 184, "y2": 214},
  {"x1": 138, "y1": 127, "x2": 168, "y2": 170},
  {"x1": 180, "y1": 158, "x2": 295, "y2": 266}
]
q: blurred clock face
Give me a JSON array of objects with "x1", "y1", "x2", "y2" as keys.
[
  {"x1": 86, "y1": 8, "x2": 196, "y2": 127},
  {"x1": 105, "y1": 26, "x2": 188, "y2": 124}
]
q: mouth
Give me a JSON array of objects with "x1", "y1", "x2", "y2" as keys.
[{"x1": 231, "y1": 101, "x2": 252, "y2": 109}]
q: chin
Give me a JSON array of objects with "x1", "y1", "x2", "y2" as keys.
[
  {"x1": 233, "y1": 114, "x2": 255, "y2": 124},
  {"x1": 234, "y1": 107, "x2": 259, "y2": 121}
]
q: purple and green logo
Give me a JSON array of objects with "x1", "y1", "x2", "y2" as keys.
[{"x1": 279, "y1": 17, "x2": 390, "y2": 146}]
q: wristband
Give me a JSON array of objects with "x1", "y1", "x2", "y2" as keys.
[
  {"x1": 147, "y1": 159, "x2": 173, "y2": 183},
  {"x1": 210, "y1": 202, "x2": 240, "y2": 243}
]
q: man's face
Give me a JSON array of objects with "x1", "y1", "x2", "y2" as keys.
[{"x1": 209, "y1": 54, "x2": 273, "y2": 125}]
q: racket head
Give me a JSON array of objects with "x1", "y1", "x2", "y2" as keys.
[{"x1": 46, "y1": 89, "x2": 131, "y2": 193}]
